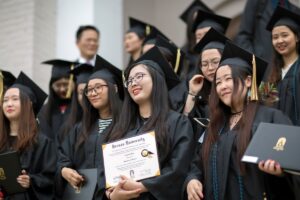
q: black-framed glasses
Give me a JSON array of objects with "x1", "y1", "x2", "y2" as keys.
[
  {"x1": 124, "y1": 73, "x2": 147, "y2": 88},
  {"x1": 201, "y1": 58, "x2": 220, "y2": 69},
  {"x1": 84, "y1": 84, "x2": 108, "y2": 96}
]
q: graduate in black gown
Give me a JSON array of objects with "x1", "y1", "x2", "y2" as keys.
[
  {"x1": 179, "y1": 0, "x2": 213, "y2": 79},
  {"x1": 106, "y1": 47, "x2": 195, "y2": 200},
  {"x1": 170, "y1": 28, "x2": 228, "y2": 139},
  {"x1": 38, "y1": 59, "x2": 78, "y2": 140},
  {"x1": 235, "y1": 0, "x2": 300, "y2": 62},
  {"x1": 266, "y1": 6, "x2": 300, "y2": 126},
  {"x1": 184, "y1": 41, "x2": 294, "y2": 200},
  {"x1": 56, "y1": 55, "x2": 123, "y2": 199},
  {"x1": 125, "y1": 18, "x2": 147, "y2": 68},
  {"x1": 0, "y1": 72, "x2": 56, "y2": 199},
  {"x1": 58, "y1": 63, "x2": 93, "y2": 145}
]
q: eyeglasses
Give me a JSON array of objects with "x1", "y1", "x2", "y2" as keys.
[
  {"x1": 201, "y1": 58, "x2": 220, "y2": 69},
  {"x1": 84, "y1": 84, "x2": 108, "y2": 96},
  {"x1": 124, "y1": 73, "x2": 147, "y2": 88}
]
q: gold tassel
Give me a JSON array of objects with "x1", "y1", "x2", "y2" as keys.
[
  {"x1": 146, "y1": 25, "x2": 151, "y2": 36},
  {"x1": 0, "y1": 71, "x2": 3, "y2": 103},
  {"x1": 251, "y1": 55, "x2": 258, "y2": 101},
  {"x1": 65, "y1": 64, "x2": 74, "y2": 99},
  {"x1": 174, "y1": 49, "x2": 181, "y2": 73}
]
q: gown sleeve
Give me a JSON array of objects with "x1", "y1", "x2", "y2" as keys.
[
  {"x1": 141, "y1": 112, "x2": 196, "y2": 200},
  {"x1": 26, "y1": 134, "x2": 56, "y2": 200}
]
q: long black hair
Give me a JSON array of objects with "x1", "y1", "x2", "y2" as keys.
[
  {"x1": 76, "y1": 78, "x2": 122, "y2": 148},
  {"x1": 108, "y1": 64, "x2": 170, "y2": 155},
  {"x1": 202, "y1": 65, "x2": 258, "y2": 175},
  {"x1": 59, "y1": 85, "x2": 82, "y2": 143}
]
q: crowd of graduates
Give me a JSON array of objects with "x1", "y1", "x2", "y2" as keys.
[{"x1": 1, "y1": 0, "x2": 300, "y2": 199}]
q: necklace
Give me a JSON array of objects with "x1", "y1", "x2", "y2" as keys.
[{"x1": 229, "y1": 112, "x2": 243, "y2": 130}]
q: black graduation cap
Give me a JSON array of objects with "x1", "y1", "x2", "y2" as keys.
[
  {"x1": 194, "y1": 28, "x2": 229, "y2": 53},
  {"x1": 90, "y1": 55, "x2": 124, "y2": 99},
  {"x1": 42, "y1": 59, "x2": 79, "y2": 81},
  {"x1": 180, "y1": 0, "x2": 213, "y2": 23},
  {"x1": 155, "y1": 35, "x2": 185, "y2": 74},
  {"x1": 192, "y1": 10, "x2": 231, "y2": 34},
  {"x1": 126, "y1": 46, "x2": 180, "y2": 90},
  {"x1": 266, "y1": 6, "x2": 300, "y2": 31},
  {"x1": 219, "y1": 41, "x2": 268, "y2": 101},
  {"x1": 0, "y1": 70, "x2": 16, "y2": 87},
  {"x1": 70, "y1": 64, "x2": 94, "y2": 85},
  {"x1": 143, "y1": 25, "x2": 170, "y2": 46},
  {"x1": 10, "y1": 72, "x2": 48, "y2": 115},
  {"x1": 128, "y1": 17, "x2": 150, "y2": 38}
]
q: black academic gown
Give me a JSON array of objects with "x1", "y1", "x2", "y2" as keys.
[
  {"x1": 2, "y1": 134, "x2": 56, "y2": 200},
  {"x1": 184, "y1": 105, "x2": 295, "y2": 200},
  {"x1": 56, "y1": 122, "x2": 108, "y2": 200},
  {"x1": 169, "y1": 78, "x2": 210, "y2": 140},
  {"x1": 122, "y1": 110, "x2": 195, "y2": 200},
  {"x1": 38, "y1": 99, "x2": 72, "y2": 142},
  {"x1": 276, "y1": 58, "x2": 300, "y2": 126}
]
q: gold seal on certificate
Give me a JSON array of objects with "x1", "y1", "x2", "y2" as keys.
[{"x1": 102, "y1": 131, "x2": 160, "y2": 188}]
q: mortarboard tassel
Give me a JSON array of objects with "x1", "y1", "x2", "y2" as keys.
[
  {"x1": 66, "y1": 64, "x2": 74, "y2": 99},
  {"x1": 146, "y1": 25, "x2": 151, "y2": 36},
  {"x1": 0, "y1": 71, "x2": 3, "y2": 102},
  {"x1": 251, "y1": 55, "x2": 258, "y2": 101},
  {"x1": 174, "y1": 49, "x2": 181, "y2": 73}
]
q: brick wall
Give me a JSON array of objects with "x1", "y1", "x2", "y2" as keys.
[{"x1": 0, "y1": 0, "x2": 56, "y2": 92}]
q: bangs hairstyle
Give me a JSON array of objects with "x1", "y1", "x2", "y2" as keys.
[
  {"x1": 269, "y1": 24, "x2": 300, "y2": 84},
  {"x1": 76, "y1": 77, "x2": 122, "y2": 149},
  {"x1": 202, "y1": 65, "x2": 258, "y2": 176},
  {"x1": 0, "y1": 90, "x2": 38, "y2": 152},
  {"x1": 108, "y1": 64, "x2": 170, "y2": 155}
]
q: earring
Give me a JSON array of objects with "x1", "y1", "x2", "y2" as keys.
[{"x1": 247, "y1": 89, "x2": 251, "y2": 104}]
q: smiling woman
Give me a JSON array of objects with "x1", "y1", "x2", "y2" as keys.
[
  {"x1": 184, "y1": 41, "x2": 296, "y2": 200},
  {"x1": 106, "y1": 47, "x2": 195, "y2": 200},
  {"x1": 56, "y1": 55, "x2": 123, "y2": 199},
  {"x1": 0, "y1": 72, "x2": 56, "y2": 199},
  {"x1": 266, "y1": 6, "x2": 300, "y2": 126}
]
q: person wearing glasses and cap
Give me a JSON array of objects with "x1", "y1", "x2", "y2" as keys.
[
  {"x1": 38, "y1": 59, "x2": 78, "y2": 141},
  {"x1": 184, "y1": 41, "x2": 294, "y2": 200},
  {"x1": 170, "y1": 28, "x2": 229, "y2": 140},
  {"x1": 56, "y1": 55, "x2": 123, "y2": 199},
  {"x1": 105, "y1": 47, "x2": 194, "y2": 200},
  {"x1": 0, "y1": 72, "x2": 56, "y2": 199},
  {"x1": 266, "y1": 6, "x2": 300, "y2": 126}
]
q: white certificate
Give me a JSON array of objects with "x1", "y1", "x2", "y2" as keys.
[{"x1": 102, "y1": 131, "x2": 160, "y2": 188}]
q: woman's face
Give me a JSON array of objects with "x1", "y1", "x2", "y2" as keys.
[
  {"x1": 272, "y1": 25, "x2": 298, "y2": 57},
  {"x1": 195, "y1": 27, "x2": 211, "y2": 43},
  {"x1": 124, "y1": 32, "x2": 143, "y2": 54},
  {"x1": 86, "y1": 79, "x2": 109, "y2": 111},
  {"x1": 77, "y1": 83, "x2": 86, "y2": 107},
  {"x1": 201, "y1": 48, "x2": 221, "y2": 82},
  {"x1": 52, "y1": 77, "x2": 73, "y2": 99},
  {"x1": 127, "y1": 64, "x2": 153, "y2": 106},
  {"x1": 2, "y1": 88, "x2": 21, "y2": 121},
  {"x1": 215, "y1": 65, "x2": 251, "y2": 109}
]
